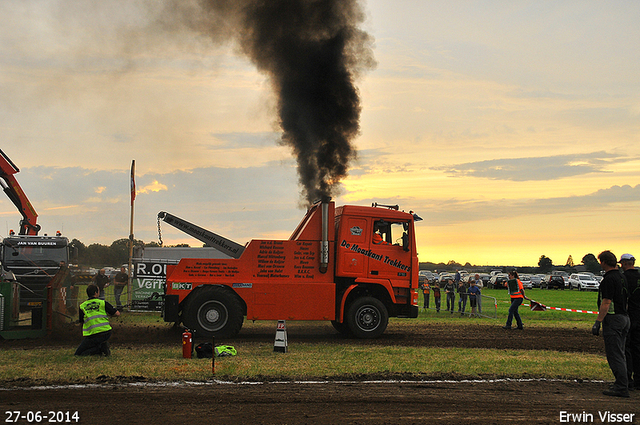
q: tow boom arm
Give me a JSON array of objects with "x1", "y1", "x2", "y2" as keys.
[
  {"x1": 157, "y1": 211, "x2": 245, "y2": 259},
  {"x1": 0, "y1": 149, "x2": 40, "y2": 235}
]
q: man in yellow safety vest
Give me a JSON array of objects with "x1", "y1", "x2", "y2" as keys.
[{"x1": 74, "y1": 284, "x2": 120, "y2": 356}]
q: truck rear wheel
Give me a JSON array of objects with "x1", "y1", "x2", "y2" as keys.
[
  {"x1": 182, "y1": 286, "x2": 244, "y2": 338},
  {"x1": 346, "y1": 297, "x2": 388, "y2": 339}
]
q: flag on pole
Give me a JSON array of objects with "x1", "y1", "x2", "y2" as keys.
[{"x1": 130, "y1": 160, "x2": 136, "y2": 206}]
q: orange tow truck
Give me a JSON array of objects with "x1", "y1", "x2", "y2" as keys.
[{"x1": 162, "y1": 199, "x2": 421, "y2": 339}]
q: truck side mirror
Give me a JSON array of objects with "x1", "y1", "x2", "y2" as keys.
[{"x1": 402, "y1": 232, "x2": 409, "y2": 252}]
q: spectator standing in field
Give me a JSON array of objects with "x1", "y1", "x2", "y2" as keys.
[
  {"x1": 593, "y1": 250, "x2": 630, "y2": 398},
  {"x1": 421, "y1": 281, "x2": 430, "y2": 310},
  {"x1": 75, "y1": 284, "x2": 120, "y2": 356},
  {"x1": 468, "y1": 279, "x2": 481, "y2": 317},
  {"x1": 113, "y1": 266, "x2": 128, "y2": 312},
  {"x1": 444, "y1": 278, "x2": 456, "y2": 314},
  {"x1": 474, "y1": 274, "x2": 483, "y2": 315},
  {"x1": 620, "y1": 253, "x2": 640, "y2": 390},
  {"x1": 503, "y1": 270, "x2": 528, "y2": 330},
  {"x1": 457, "y1": 280, "x2": 468, "y2": 315},
  {"x1": 93, "y1": 268, "x2": 110, "y2": 300},
  {"x1": 432, "y1": 283, "x2": 441, "y2": 312}
]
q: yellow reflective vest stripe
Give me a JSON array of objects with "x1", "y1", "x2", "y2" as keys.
[{"x1": 80, "y1": 299, "x2": 112, "y2": 336}]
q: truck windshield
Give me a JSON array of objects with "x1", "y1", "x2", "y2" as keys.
[{"x1": 2, "y1": 241, "x2": 68, "y2": 267}]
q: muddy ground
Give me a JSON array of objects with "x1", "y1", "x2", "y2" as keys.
[{"x1": 1, "y1": 320, "x2": 637, "y2": 424}]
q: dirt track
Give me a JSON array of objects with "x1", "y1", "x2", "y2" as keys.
[{"x1": 1, "y1": 321, "x2": 637, "y2": 424}]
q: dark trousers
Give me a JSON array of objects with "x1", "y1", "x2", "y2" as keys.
[
  {"x1": 446, "y1": 293, "x2": 455, "y2": 311},
  {"x1": 506, "y1": 297, "x2": 523, "y2": 328},
  {"x1": 626, "y1": 319, "x2": 640, "y2": 387},
  {"x1": 75, "y1": 330, "x2": 112, "y2": 356},
  {"x1": 458, "y1": 294, "x2": 467, "y2": 312},
  {"x1": 434, "y1": 297, "x2": 441, "y2": 312},
  {"x1": 114, "y1": 285, "x2": 125, "y2": 309},
  {"x1": 603, "y1": 314, "x2": 630, "y2": 392},
  {"x1": 423, "y1": 293, "x2": 429, "y2": 308}
]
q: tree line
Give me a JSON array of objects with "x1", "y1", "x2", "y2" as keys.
[
  {"x1": 69, "y1": 238, "x2": 186, "y2": 268},
  {"x1": 73, "y1": 238, "x2": 604, "y2": 275},
  {"x1": 419, "y1": 253, "x2": 602, "y2": 275}
]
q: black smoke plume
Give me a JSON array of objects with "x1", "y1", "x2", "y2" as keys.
[{"x1": 193, "y1": 0, "x2": 375, "y2": 204}]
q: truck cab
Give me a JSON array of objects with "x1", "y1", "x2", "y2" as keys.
[
  {"x1": 1, "y1": 234, "x2": 70, "y2": 307},
  {"x1": 334, "y1": 205, "x2": 418, "y2": 322}
]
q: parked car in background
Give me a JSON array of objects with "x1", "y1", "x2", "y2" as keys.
[
  {"x1": 529, "y1": 275, "x2": 543, "y2": 288},
  {"x1": 569, "y1": 273, "x2": 600, "y2": 291},
  {"x1": 542, "y1": 275, "x2": 565, "y2": 290},
  {"x1": 551, "y1": 271, "x2": 570, "y2": 288},
  {"x1": 438, "y1": 273, "x2": 453, "y2": 285},
  {"x1": 419, "y1": 271, "x2": 439, "y2": 286},
  {"x1": 489, "y1": 274, "x2": 508, "y2": 289}
]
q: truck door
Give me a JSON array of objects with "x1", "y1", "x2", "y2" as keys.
[
  {"x1": 368, "y1": 220, "x2": 412, "y2": 284},
  {"x1": 336, "y1": 217, "x2": 369, "y2": 277}
]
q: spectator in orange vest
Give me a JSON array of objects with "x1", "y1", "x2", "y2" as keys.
[
  {"x1": 503, "y1": 270, "x2": 528, "y2": 330},
  {"x1": 422, "y1": 282, "x2": 430, "y2": 310}
]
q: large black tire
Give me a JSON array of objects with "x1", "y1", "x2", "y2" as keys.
[
  {"x1": 182, "y1": 286, "x2": 244, "y2": 338},
  {"x1": 345, "y1": 297, "x2": 389, "y2": 339}
]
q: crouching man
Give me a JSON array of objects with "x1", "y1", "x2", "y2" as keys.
[{"x1": 75, "y1": 284, "x2": 120, "y2": 356}]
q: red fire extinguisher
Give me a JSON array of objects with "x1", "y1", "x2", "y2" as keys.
[{"x1": 182, "y1": 329, "x2": 192, "y2": 359}]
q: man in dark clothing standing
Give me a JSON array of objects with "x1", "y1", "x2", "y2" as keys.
[
  {"x1": 432, "y1": 284, "x2": 441, "y2": 312},
  {"x1": 593, "y1": 250, "x2": 630, "y2": 397},
  {"x1": 444, "y1": 278, "x2": 456, "y2": 314},
  {"x1": 457, "y1": 280, "x2": 468, "y2": 315},
  {"x1": 113, "y1": 266, "x2": 129, "y2": 312},
  {"x1": 93, "y1": 268, "x2": 110, "y2": 300},
  {"x1": 620, "y1": 253, "x2": 640, "y2": 390}
]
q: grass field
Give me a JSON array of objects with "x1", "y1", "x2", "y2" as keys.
[{"x1": 0, "y1": 287, "x2": 608, "y2": 385}]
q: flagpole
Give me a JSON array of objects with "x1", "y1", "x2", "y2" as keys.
[{"x1": 128, "y1": 159, "x2": 136, "y2": 311}]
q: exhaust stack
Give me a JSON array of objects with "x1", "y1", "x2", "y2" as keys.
[{"x1": 319, "y1": 198, "x2": 330, "y2": 273}]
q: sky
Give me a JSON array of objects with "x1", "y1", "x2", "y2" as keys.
[{"x1": 0, "y1": 0, "x2": 638, "y2": 267}]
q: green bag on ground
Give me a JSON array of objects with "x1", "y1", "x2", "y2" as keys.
[{"x1": 214, "y1": 345, "x2": 237, "y2": 357}]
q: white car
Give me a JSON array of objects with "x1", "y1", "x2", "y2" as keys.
[{"x1": 569, "y1": 273, "x2": 600, "y2": 291}]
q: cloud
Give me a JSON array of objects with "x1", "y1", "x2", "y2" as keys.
[
  {"x1": 138, "y1": 180, "x2": 168, "y2": 194},
  {"x1": 432, "y1": 151, "x2": 627, "y2": 181},
  {"x1": 410, "y1": 184, "x2": 640, "y2": 226},
  {"x1": 3, "y1": 163, "x2": 302, "y2": 246}
]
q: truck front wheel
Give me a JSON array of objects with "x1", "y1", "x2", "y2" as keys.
[
  {"x1": 331, "y1": 320, "x2": 352, "y2": 336},
  {"x1": 346, "y1": 297, "x2": 388, "y2": 339},
  {"x1": 182, "y1": 286, "x2": 244, "y2": 338}
]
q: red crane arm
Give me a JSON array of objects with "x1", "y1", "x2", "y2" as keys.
[{"x1": 0, "y1": 149, "x2": 40, "y2": 235}]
